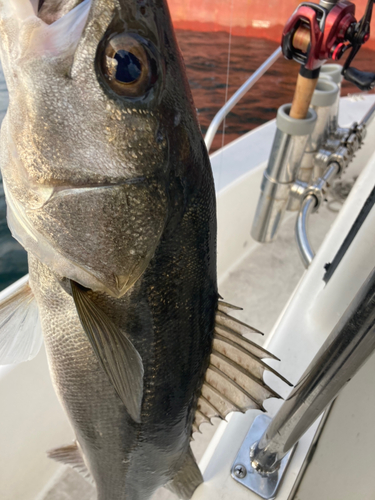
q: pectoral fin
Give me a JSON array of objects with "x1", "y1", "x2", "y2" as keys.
[
  {"x1": 192, "y1": 301, "x2": 292, "y2": 435},
  {"x1": 71, "y1": 281, "x2": 144, "y2": 423},
  {"x1": 0, "y1": 275, "x2": 43, "y2": 365}
]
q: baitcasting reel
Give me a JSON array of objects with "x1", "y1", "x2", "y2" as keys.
[{"x1": 282, "y1": 0, "x2": 375, "y2": 90}]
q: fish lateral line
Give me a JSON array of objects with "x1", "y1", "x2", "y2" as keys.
[{"x1": 41, "y1": 176, "x2": 148, "y2": 194}]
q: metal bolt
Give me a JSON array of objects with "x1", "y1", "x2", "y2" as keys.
[{"x1": 233, "y1": 464, "x2": 247, "y2": 479}]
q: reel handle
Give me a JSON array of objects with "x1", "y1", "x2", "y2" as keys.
[{"x1": 343, "y1": 67, "x2": 375, "y2": 91}]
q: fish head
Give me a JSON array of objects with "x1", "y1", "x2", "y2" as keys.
[{"x1": 0, "y1": 0, "x2": 206, "y2": 297}]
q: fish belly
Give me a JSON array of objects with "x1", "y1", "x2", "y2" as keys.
[
  {"x1": 28, "y1": 250, "x2": 214, "y2": 500},
  {"x1": 27, "y1": 163, "x2": 217, "y2": 499},
  {"x1": 28, "y1": 256, "x2": 185, "y2": 499}
]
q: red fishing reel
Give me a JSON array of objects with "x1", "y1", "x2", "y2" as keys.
[{"x1": 282, "y1": 0, "x2": 375, "y2": 90}]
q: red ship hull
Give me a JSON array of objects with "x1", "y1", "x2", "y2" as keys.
[{"x1": 169, "y1": 0, "x2": 375, "y2": 50}]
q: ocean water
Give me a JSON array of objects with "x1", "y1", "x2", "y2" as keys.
[
  {"x1": 0, "y1": 67, "x2": 22, "y2": 292},
  {"x1": 0, "y1": 31, "x2": 374, "y2": 291}
]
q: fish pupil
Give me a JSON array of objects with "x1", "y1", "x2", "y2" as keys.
[{"x1": 114, "y1": 50, "x2": 142, "y2": 84}]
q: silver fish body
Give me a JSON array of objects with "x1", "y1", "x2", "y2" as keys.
[
  {"x1": 0, "y1": 2, "x2": 289, "y2": 499},
  {"x1": 0, "y1": 0, "x2": 217, "y2": 498}
]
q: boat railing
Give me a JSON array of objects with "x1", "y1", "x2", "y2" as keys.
[{"x1": 204, "y1": 47, "x2": 282, "y2": 152}]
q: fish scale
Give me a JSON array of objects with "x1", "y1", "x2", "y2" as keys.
[
  {"x1": 29, "y1": 256, "x2": 147, "y2": 498},
  {"x1": 28, "y1": 155, "x2": 217, "y2": 498}
]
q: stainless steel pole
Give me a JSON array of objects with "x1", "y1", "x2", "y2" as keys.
[
  {"x1": 295, "y1": 195, "x2": 316, "y2": 267},
  {"x1": 361, "y1": 101, "x2": 375, "y2": 127},
  {"x1": 295, "y1": 162, "x2": 340, "y2": 267},
  {"x1": 250, "y1": 266, "x2": 375, "y2": 474}
]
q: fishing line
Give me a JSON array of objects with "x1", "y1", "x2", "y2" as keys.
[
  {"x1": 221, "y1": 2, "x2": 234, "y2": 150},
  {"x1": 217, "y1": 0, "x2": 234, "y2": 191}
]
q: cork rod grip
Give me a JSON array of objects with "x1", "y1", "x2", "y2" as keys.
[{"x1": 289, "y1": 72, "x2": 319, "y2": 120}]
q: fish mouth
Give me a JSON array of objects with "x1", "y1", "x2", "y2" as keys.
[
  {"x1": 36, "y1": 0, "x2": 90, "y2": 25},
  {"x1": 9, "y1": 0, "x2": 91, "y2": 22},
  {"x1": 2, "y1": 0, "x2": 93, "y2": 57}
]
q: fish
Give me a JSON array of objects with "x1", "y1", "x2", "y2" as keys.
[{"x1": 0, "y1": 1, "x2": 291, "y2": 499}]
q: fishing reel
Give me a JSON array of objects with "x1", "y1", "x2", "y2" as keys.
[{"x1": 282, "y1": 0, "x2": 375, "y2": 90}]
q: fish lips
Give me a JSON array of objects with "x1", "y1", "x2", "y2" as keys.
[{"x1": 6, "y1": 178, "x2": 168, "y2": 297}]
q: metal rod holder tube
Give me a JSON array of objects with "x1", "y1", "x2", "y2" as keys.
[
  {"x1": 251, "y1": 104, "x2": 317, "y2": 243},
  {"x1": 319, "y1": 64, "x2": 343, "y2": 90},
  {"x1": 295, "y1": 195, "x2": 316, "y2": 267},
  {"x1": 250, "y1": 265, "x2": 375, "y2": 474},
  {"x1": 295, "y1": 162, "x2": 340, "y2": 267},
  {"x1": 319, "y1": 64, "x2": 342, "y2": 134},
  {"x1": 288, "y1": 79, "x2": 339, "y2": 210}
]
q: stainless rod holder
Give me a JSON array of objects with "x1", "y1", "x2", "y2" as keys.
[
  {"x1": 295, "y1": 162, "x2": 340, "y2": 267},
  {"x1": 295, "y1": 195, "x2": 316, "y2": 267},
  {"x1": 231, "y1": 414, "x2": 296, "y2": 500},
  {"x1": 248, "y1": 266, "x2": 375, "y2": 477},
  {"x1": 251, "y1": 104, "x2": 317, "y2": 243},
  {"x1": 288, "y1": 79, "x2": 339, "y2": 209},
  {"x1": 319, "y1": 63, "x2": 343, "y2": 89},
  {"x1": 361, "y1": 101, "x2": 375, "y2": 127},
  {"x1": 294, "y1": 99, "x2": 375, "y2": 267}
]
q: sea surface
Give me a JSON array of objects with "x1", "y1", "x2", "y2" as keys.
[{"x1": 0, "y1": 31, "x2": 374, "y2": 291}]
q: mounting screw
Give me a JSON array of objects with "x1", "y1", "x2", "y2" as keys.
[{"x1": 233, "y1": 464, "x2": 247, "y2": 479}]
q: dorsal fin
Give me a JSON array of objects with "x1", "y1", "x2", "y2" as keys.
[
  {"x1": 192, "y1": 301, "x2": 291, "y2": 436},
  {"x1": 47, "y1": 441, "x2": 94, "y2": 485},
  {"x1": 0, "y1": 276, "x2": 43, "y2": 365}
]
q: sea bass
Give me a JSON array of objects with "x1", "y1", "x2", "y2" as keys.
[{"x1": 0, "y1": 1, "x2": 289, "y2": 499}]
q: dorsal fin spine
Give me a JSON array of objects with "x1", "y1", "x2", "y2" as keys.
[
  {"x1": 214, "y1": 323, "x2": 279, "y2": 360},
  {"x1": 215, "y1": 310, "x2": 264, "y2": 336},
  {"x1": 191, "y1": 300, "x2": 290, "y2": 437},
  {"x1": 211, "y1": 349, "x2": 282, "y2": 400},
  {"x1": 199, "y1": 395, "x2": 223, "y2": 419},
  {"x1": 208, "y1": 364, "x2": 264, "y2": 410},
  {"x1": 202, "y1": 380, "x2": 243, "y2": 413},
  {"x1": 213, "y1": 333, "x2": 291, "y2": 385}
]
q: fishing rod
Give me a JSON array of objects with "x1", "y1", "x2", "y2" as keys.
[
  {"x1": 283, "y1": 0, "x2": 375, "y2": 119},
  {"x1": 252, "y1": 0, "x2": 375, "y2": 247}
]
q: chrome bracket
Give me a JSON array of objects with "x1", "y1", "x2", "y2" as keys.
[{"x1": 231, "y1": 414, "x2": 296, "y2": 499}]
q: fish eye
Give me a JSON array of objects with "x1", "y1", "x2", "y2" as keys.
[{"x1": 101, "y1": 33, "x2": 156, "y2": 98}]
